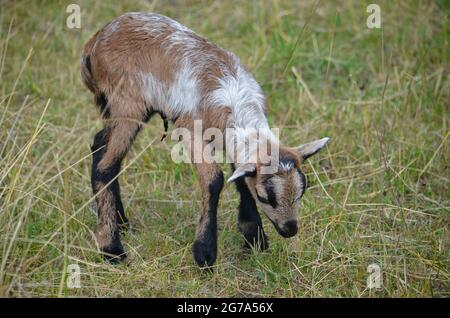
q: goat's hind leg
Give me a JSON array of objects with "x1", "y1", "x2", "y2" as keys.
[{"x1": 91, "y1": 121, "x2": 140, "y2": 262}]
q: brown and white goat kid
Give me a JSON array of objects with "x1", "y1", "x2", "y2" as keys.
[{"x1": 81, "y1": 12, "x2": 330, "y2": 267}]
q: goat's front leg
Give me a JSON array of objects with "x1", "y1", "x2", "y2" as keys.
[
  {"x1": 91, "y1": 121, "x2": 140, "y2": 262},
  {"x1": 232, "y1": 166, "x2": 268, "y2": 251},
  {"x1": 192, "y1": 162, "x2": 224, "y2": 268}
]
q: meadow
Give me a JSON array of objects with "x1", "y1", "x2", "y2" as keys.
[{"x1": 0, "y1": 0, "x2": 448, "y2": 297}]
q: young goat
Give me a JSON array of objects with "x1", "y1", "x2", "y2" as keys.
[{"x1": 81, "y1": 12, "x2": 330, "y2": 267}]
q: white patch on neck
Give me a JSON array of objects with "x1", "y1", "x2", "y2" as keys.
[
  {"x1": 212, "y1": 63, "x2": 280, "y2": 167},
  {"x1": 211, "y1": 64, "x2": 268, "y2": 129}
]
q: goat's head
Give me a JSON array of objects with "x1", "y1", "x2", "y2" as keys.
[{"x1": 228, "y1": 137, "x2": 330, "y2": 238}]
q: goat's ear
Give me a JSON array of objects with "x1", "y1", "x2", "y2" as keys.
[
  {"x1": 227, "y1": 163, "x2": 256, "y2": 183},
  {"x1": 295, "y1": 137, "x2": 330, "y2": 160}
]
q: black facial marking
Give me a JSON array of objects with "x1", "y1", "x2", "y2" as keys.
[
  {"x1": 256, "y1": 190, "x2": 270, "y2": 205},
  {"x1": 266, "y1": 185, "x2": 278, "y2": 208},
  {"x1": 261, "y1": 179, "x2": 278, "y2": 208}
]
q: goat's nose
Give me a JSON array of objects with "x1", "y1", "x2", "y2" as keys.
[{"x1": 280, "y1": 220, "x2": 298, "y2": 238}]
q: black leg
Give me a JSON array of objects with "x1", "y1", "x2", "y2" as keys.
[
  {"x1": 91, "y1": 122, "x2": 139, "y2": 262},
  {"x1": 192, "y1": 165, "x2": 224, "y2": 268},
  {"x1": 233, "y1": 166, "x2": 268, "y2": 251}
]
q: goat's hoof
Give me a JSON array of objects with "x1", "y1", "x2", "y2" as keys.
[
  {"x1": 243, "y1": 232, "x2": 269, "y2": 251},
  {"x1": 192, "y1": 240, "x2": 216, "y2": 269},
  {"x1": 101, "y1": 242, "x2": 126, "y2": 263},
  {"x1": 239, "y1": 223, "x2": 269, "y2": 251}
]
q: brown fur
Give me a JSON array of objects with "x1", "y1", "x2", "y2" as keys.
[
  {"x1": 94, "y1": 183, "x2": 118, "y2": 249},
  {"x1": 81, "y1": 13, "x2": 238, "y2": 122}
]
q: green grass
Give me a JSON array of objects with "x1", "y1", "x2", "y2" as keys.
[{"x1": 0, "y1": 0, "x2": 448, "y2": 297}]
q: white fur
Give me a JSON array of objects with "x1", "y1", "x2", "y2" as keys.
[
  {"x1": 141, "y1": 62, "x2": 200, "y2": 117},
  {"x1": 211, "y1": 64, "x2": 279, "y2": 161},
  {"x1": 280, "y1": 161, "x2": 294, "y2": 171},
  {"x1": 211, "y1": 65, "x2": 268, "y2": 128}
]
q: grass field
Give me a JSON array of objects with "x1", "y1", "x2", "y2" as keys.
[{"x1": 0, "y1": 0, "x2": 448, "y2": 297}]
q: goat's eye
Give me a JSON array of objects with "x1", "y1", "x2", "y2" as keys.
[{"x1": 256, "y1": 189, "x2": 270, "y2": 204}]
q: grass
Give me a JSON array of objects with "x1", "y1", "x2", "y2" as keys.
[{"x1": 0, "y1": 0, "x2": 448, "y2": 297}]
